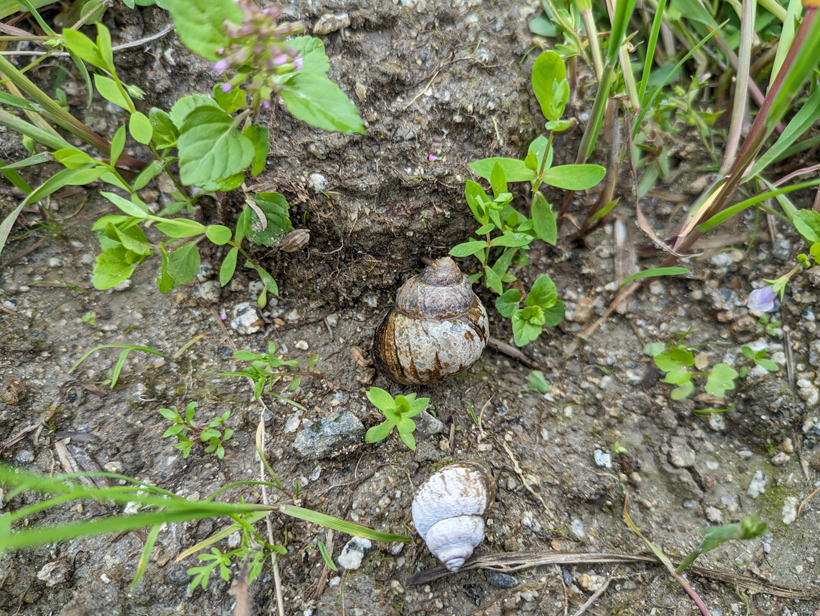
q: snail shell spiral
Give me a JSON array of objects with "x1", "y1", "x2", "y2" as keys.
[
  {"x1": 372, "y1": 257, "x2": 489, "y2": 385},
  {"x1": 411, "y1": 462, "x2": 495, "y2": 572}
]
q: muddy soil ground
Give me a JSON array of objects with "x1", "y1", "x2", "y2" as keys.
[{"x1": 2, "y1": 1, "x2": 820, "y2": 615}]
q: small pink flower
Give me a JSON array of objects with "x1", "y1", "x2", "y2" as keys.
[
  {"x1": 428, "y1": 153, "x2": 437, "y2": 162},
  {"x1": 273, "y1": 54, "x2": 289, "y2": 66},
  {"x1": 221, "y1": 83, "x2": 233, "y2": 93},
  {"x1": 261, "y1": 100, "x2": 271, "y2": 109},
  {"x1": 294, "y1": 54, "x2": 303, "y2": 71},
  {"x1": 220, "y1": 309, "x2": 228, "y2": 320},
  {"x1": 214, "y1": 59, "x2": 229, "y2": 73}
]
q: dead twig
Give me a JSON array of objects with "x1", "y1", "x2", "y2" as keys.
[
  {"x1": 571, "y1": 566, "x2": 617, "y2": 616},
  {"x1": 487, "y1": 336, "x2": 542, "y2": 370}
]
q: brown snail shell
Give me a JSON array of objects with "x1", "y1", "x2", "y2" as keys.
[
  {"x1": 411, "y1": 462, "x2": 495, "y2": 571},
  {"x1": 372, "y1": 257, "x2": 489, "y2": 385}
]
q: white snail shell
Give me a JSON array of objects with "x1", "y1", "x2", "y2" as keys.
[
  {"x1": 411, "y1": 462, "x2": 495, "y2": 572},
  {"x1": 373, "y1": 257, "x2": 489, "y2": 385}
]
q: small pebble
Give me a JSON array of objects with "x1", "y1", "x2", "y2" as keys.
[
  {"x1": 295, "y1": 340, "x2": 309, "y2": 351},
  {"x1": 337, "y1": 537, "x2": 371, "y2": 570},
  {"x1": 747, "y1": 470, "x2": 768, "y2": 498}
]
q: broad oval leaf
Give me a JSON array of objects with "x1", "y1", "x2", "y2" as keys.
[
  {"x1": 469, "y1": 158, "x2": 536, "y2": 183},
  {"x1": 541, "y1": 164, "x2": 606, "y2": 190},
  {"x1": 280, "y1": 72, "x2": 364, "y2": 135},
  {"x1": 177, "y1": 107, "x2": 255, "y2": 186}
]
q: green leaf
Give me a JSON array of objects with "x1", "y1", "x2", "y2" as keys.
[
  {"x1": 133, "y1": 160, "x2": 164, "y2": 191},
  {"x1": 162, "y1": 0, "x2": 243, "y2": 61},
  {"x1": 492, "y1": 232, "x2": 532, "y2": 248},
  {"x1": 248, "y1": 192, "x2": 293, "y2": 247},
  {"x1": 532, "y1": 51, "x2": 567, "y2": 121},
  {"x1": 157, "y1": 244, "x2": 175, "y2": 294},
  {"x1": 529, "y1": 15, "x2": 558, "y2": 37},
  {"x1": 280, "y1": 72, "x2": 365, "y2": 134},
  {"x1": 242, "y1": 126, "x2": 270, "y2": 176},
  {"x1": 469, "y1": 158, "x2": 536, "y2": 183},
  {"x1": 169, "y1": 94, "x2": 220, "y2": 128},
  {"x1": 643, "y1": 342, "x2": 665, "y2": 357},
  {"x1": 365, "y1": 421, "x2": 395, "y2": 444},
  {"x1": 757, "y1": 358, "x2": 778, "y2": 372},
  {"x1": 366, "y1": 387, "x2": 395, "y2": 412},
  {"x1": 541, "y1": 164, "x2": 606, "y2": 190},
  {"x1": 398, "y1": 430, "x2": 416, "y2": 451},
  {"x1": 526, "y1": 370, "x2": 550, "y2": 393},
  {"x1": 214, "y1": 84, "x2": 246, "y2": 113},
  {"x1": 793, "y1": 209, "x2": 820, "y2": 244},
  {"x1": 256, "y1": 267, "x2": 278, "y2": 296},
  {"x1": 449, "y1": 240, "x2": 486, "y2": 258},
  {"x1": 168, "y1": 243, "x2": 201, "y2": 286},
  {"x1": 490, "y1": 162, "x2": 507, "y2": 198},
  {"x1": 589, "y1": 199, "x2": 619, "y2": 224},
  {"x1": 96, "y1": 23, "x2": 113, "y2": 68},
  {"x1": 154, "y1": 219, "x2": 207, "y2": 238},
  {"x1": 664, "y1": 366, "x2": 691, "y2": 386},
  {"x1": 496, "y1": 289, "x2": 522, "y2": 318},
  {"x1": 206, "y1": 225, "x2": 232, "y2": 245},
  {"x1": 465, "y1": 180, "x2": 489, "y2": 223},
  {"x1": 198, "y1": 173, "x2": 244, "y2": 193},
  {"x1": 129, "y1": 111, "x2": 153, "y2": 144},
  {"x1": 525, "y1": 274, "x2": 558, "y2": 309},
  {"x1": 671, "y1": 381, "x2": 694, "y2": 400},
  {"x1": 108, "y1": 223, "x2": 152, "y2": 255},
  {"x1": 511, "y1": 309, "x2": 543, "y2": 347},
  {"x1": 93, "y1": 246, "x2": 139, "y2": 289},
  {"x1": 286, "y1": 36, "x2": 330, "y2": 76},
  {"x1": 62, "y1": 28, "x2": 106, "y2": 69},
  {"x1": 484, "y1": 265, "x2": 503, "y2": 294},
  {"x1": 531, "y1": 192, "x2": 556, "y2": 245},
  {"x1": 110, "y1": 125, "x2": 126, "y2": 167},
  {"x1": 100, "y1": 191, "x2": 149, "y2": 218},
  {"x1": 149, "y1": 108, "x2": 179, "y2": 149},
  {"x1": 219, "y1": 248, "x2": 238, "y2": 287},
  {"x1": 177, "y1": 107, "x2": 255, "y2": 185},
  {"x1": 620, "y1": 267, "x2": 689, "y2": 288},
  {"x1": 53, "y1": 148, "x2": 95, "y2": 169},
  {"x1": 94, "y1": 74, "x2": 132, "y2": 110},
  {"x1": 705, "y1": 363, "x2": 739, "y2": 398},
  {"x1": 655, "y1": 348, "x2": 695, "y2": 371},
  {"x1": 541, "y1": 300, "x2": 565, "y2": 327}
]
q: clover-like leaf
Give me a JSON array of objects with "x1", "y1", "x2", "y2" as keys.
[{"x1": 705, "y1": 363, "x2": 739, "y2": 398}]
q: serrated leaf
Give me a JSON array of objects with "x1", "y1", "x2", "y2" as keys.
[
  {"x1": 162, "y1": 0, "x2": 242, "y2": 61},
  {"x1": 280, "y1": 72, "x2": 364, "y2": 135},
  {"x1": 242, "y1": 126, "x2": 269, "y2": 176},
  {"x1": 169, "y1": 94, "x2": 220, "y2": 128},
  {"x1": 214, "y1": 84, "x2": 246, "y2": 113},
  {"x1": 248, "y1": 192, "x2": 293, "y2": 247},
  {"x1": 496, "y1": 289, "x2": 522, "y2": 318},
  {"x1": 525, "y1": 274, "x2": 558, "y2": 309},
  {"x1": 177, "y1": 107, "x2": 254, "y2": 186}
]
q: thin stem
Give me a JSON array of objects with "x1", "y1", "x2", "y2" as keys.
[
  {"x1": 719, "y1": 0, "x2": 755, "y2": 174},
  {"x1": 676, "y1": 550, "x2": 701, "y2": 573}
]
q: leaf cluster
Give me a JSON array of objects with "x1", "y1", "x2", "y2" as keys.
[
  {"x1": 364, "y1": 387, "x2": 429, "y2": 451},
  {"x1": 496, "y1": 275, "x2": 565, "y2": 347},
  {"x1": 221, "y1": 342, "x2": 319, "y2": 407},
  {"x1": 159, "y1": 402, "x2": 234, "y2": 459}
]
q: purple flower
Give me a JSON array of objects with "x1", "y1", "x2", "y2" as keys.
[
  {"x1": 748, "y1": 285, "x2": 777, "y2": 312},
  {"x1": 261, "y1": 99, "x2": 271, "y2": 109},
  {"x1": 428, "y1": 153, "x2": 438, "y2": 162},
  {"x1": 294, "y1": 54, "x2": 302, "y2": 71},
  {"x1": 272, "y1": 54, "x2": 288, "y2": 66},
  {"x1": 221, "y1": 83, "x2": 233, "y2": 93},
  {"x1": 214, "y1": 59, "x2": 229, "y2": 73}
]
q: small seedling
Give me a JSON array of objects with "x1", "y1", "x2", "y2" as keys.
[
  {"x1": 524, "y1": 370, "x2": 550, "y2": 393},
  {"x1": 643, "y1": 333, "x2": 740, "y2": 401},
  {"x1": 676, "y1": 515, "x2": 768, "y2": 574},
  {"x1": 159, "y1": 402, "x2": 234, "y2": 459},
  {"x1": 80, "y1": 311, "x2": 97, "y2": 326},
  {"x1": 70, "y1": 343, "x2": 165, "y2": 388},
  {"x1": 739, "y1": 346, "x2": 778, "y2": 376},
  {"x1": 365, "y1": 387, "x2": 430, "y2": 451},
  {"x1": 496, "y1": 275, "x2": 565, "y2": 347},
  {"x1": 221, "y1": 341, "x2": 319, "y2": 408}
]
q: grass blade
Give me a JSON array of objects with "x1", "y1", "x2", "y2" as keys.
[
  {"x1": 132, "y1": 524, "x2": 162, "y2": 588},
  {"x1": 619, "y1": 267, "x2": 689, "y2": 288},
  {"x1": 281, "y1": 505, "x2": 410, "y2": 543},
  {"x1": 638, "y1": 0, "x2": 668, "y2": 102}
]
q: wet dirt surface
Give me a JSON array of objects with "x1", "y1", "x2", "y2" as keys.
[{"x1": 2, "y1": 1, "x2": 820, "y2": 615}]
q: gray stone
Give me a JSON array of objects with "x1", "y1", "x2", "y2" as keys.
[
  {"x1": 199, "y1": 280, "x2": 221, "y2": 304},
  {"x1": 293, "y1": 411, "x2": 364, "y2": 459},
  {"x1": 337, "y1": 537, "x2": 371, "y2": 570},
  {"x1": 594, "y1": 449, "x2": 612, "y2": 468},
  {"x1": 668, "y1": 437, "x2": 696, "y2": 468},
  {"x1": 417, "y1": 409, "x2": 443, "y2": 435},
  {"x1": 485, "y1": 570, "x2": 520, "y2": 589},
  {"x1": 230, "y1": 302, "x2": 264, "y2": 335},
  {"x1": 37, "y1": 560, "x2": 70, "y2": 586}
]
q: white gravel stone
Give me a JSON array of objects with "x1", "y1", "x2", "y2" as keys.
[
  {"x1": 307, "y1": 173, "x2": 327, "y2": 192},
  {"x1": 782, "y1": 496, "x2": 799, "y2": 526},
  {"x1": 337, "y1": 537, "x2": 371, "y2": 570},
  {"x1": 747, "y1": 470, "x2": 768, "y2": 499},
  {"x1": 230, "y1": 302, "x2": 264, "y2": 335}
]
